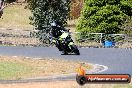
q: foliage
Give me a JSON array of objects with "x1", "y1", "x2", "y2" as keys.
[
  {"x1": 27, "y1": 0, "x2": 71, "y2": 44},
  {"x1": 76, "y1": 0, "x2": 132, "y2": 34}
]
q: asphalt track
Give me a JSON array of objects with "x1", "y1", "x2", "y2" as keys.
[
  {"x1": 0, "y1": 46, "x2": 132, "y2": 83},
  {"x1": 0, "y1": 46, "x2": 132, "y2": 74}
]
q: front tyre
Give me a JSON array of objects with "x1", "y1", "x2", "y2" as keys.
[{"x1": 61, "y1": 51, "x2": 68, "y2": 55}]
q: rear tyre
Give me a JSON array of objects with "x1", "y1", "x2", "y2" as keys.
[{"x1": 71, "y1": 45, "x2": 80, "y2": 55}]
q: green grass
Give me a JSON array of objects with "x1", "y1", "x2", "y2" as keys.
[
  {"x1": 0, "y1": 56, "x2": 93, "y2": 80},
  {"x1": 0, "y1": 4, "x2": 33, "y2": 30},
  {"x1": 0, "y1": 61, "x2": 32, "y2": 80}
]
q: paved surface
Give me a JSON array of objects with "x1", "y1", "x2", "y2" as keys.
[{"x1": 0, "y1": 46, "x2": 132, "y2": 75}]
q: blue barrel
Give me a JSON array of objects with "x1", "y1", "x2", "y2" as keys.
[{"x1": 104, "y1": 40, "x2": 113, "y2": 47}]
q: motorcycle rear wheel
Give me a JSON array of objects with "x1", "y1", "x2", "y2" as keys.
[{"x1": 71, "y1": 45, "x2": 80, "y2": 55}]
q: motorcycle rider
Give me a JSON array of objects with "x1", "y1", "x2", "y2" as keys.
[{"x1": 50, "y1": 21, "x2": 68, "y2": 51}]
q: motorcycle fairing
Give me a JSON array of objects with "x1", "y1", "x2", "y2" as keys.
[{"x1": 59, "y1": 32, "x2": 69, "y2": 40}]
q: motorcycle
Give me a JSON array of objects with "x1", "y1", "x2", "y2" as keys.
[{"x1": 50, "y1": 29, "x2": 80, "y2": 55}]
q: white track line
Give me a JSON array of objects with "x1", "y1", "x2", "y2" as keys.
[{"x1": 88, "y1": 64, "x2": 108, "y2": 74}]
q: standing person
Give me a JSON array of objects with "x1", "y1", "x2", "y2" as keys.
[{"x1": 0, "y1": 0, "x2": 4, "y2": 18}]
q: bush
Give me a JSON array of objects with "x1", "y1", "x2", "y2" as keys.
[
  {"x1": 27, "y1": 0, "x2": 71, "y2": 44},
  {"x1": 76, "y1": 0, "x2": 132, "y2": 34}
]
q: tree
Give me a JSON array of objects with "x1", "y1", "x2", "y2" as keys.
[
  {"x1": 76, "y1": 0, "x2": 132, "y2": 34},
  {"x1": 27, "y1": 0, "x2": 70, "y2": 44}
]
